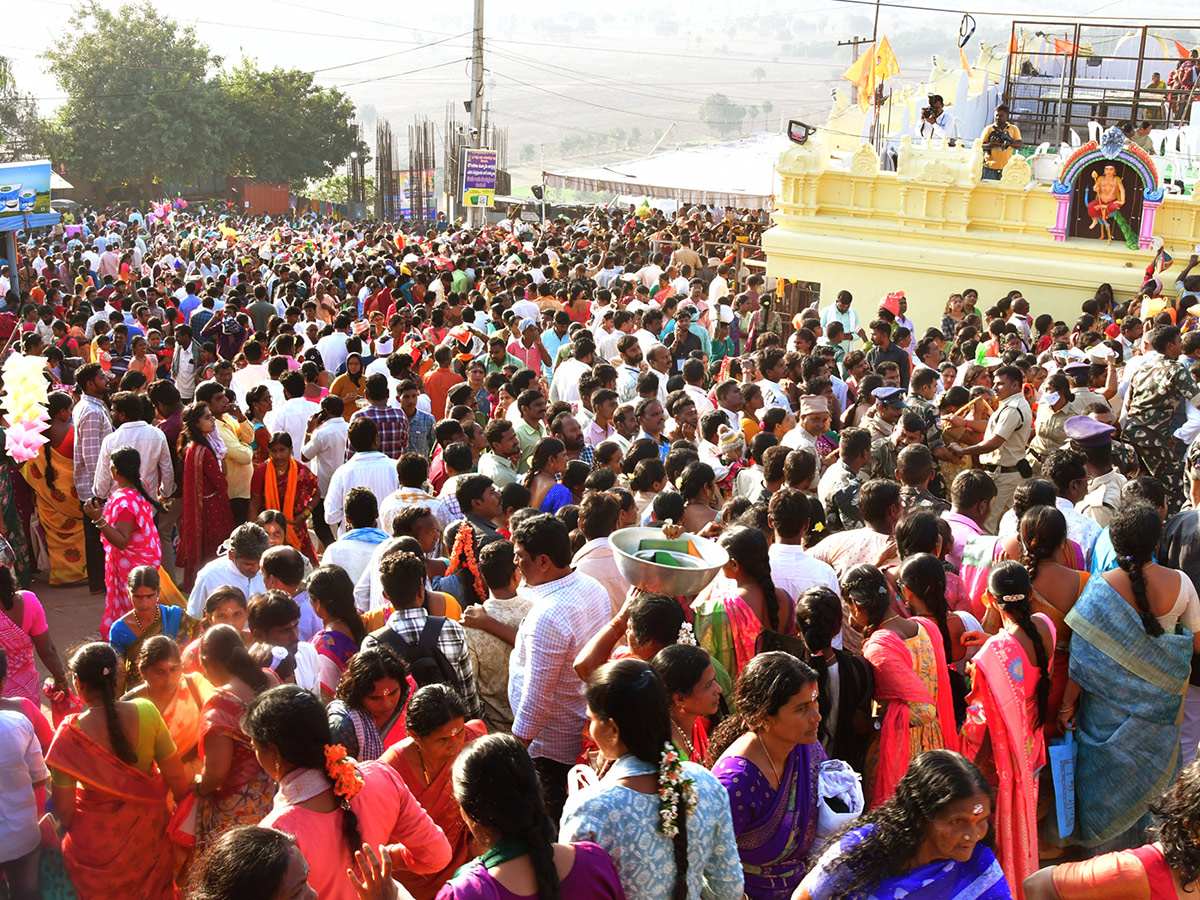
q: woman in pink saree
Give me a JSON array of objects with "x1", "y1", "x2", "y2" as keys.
[
  {"x1": 693, "y1": 526, "x2": 795, "y2": 681},
  {"x1": 843, "y1": 564, "x2": 957, "y2": 809},
  {"x1": 961, "y1": 561, "x2": 1055, "y2": 900}
]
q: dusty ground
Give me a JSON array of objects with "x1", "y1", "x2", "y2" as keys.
[{"x1": 31, "y1": 572, "x2": 106, "y2": 700}]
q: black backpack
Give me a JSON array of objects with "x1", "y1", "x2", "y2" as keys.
[{"x1": 369, "y1": 617, "x2": 457, "y2": 688}]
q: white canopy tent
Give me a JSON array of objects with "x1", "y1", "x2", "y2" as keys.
[{"x1": 543, "y1": 133, "x2": 788, "y2": 210}]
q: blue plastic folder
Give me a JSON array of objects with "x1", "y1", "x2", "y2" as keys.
[{"x1": 1048, "y1": 731, "x2": 1076, "y2": 837}]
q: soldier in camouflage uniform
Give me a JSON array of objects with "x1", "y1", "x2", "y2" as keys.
[
  {"x1": 908, "y1": 367, "x2": 960, "y2": 498},
  {"x1": 1123, "y1": 325, "x2": 1200, "y2": 514},
  {"x1": 818, "y1": 426, "x2": 871, "y2": 533}
]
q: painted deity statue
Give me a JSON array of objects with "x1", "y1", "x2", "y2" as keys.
[{"x1": 1088, "y1": 165, "x2": 1125, "y2": 243}]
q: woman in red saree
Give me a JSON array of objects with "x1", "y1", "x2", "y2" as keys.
[
  {"x1": 962, "y1": 561, "x2": 1055, "y2": 900},
  {"x1": 981, "y1": 506, "x2": 1086, "y2": 740},
  {"x1": 1025, "y1": 756, "x2": 1200, "y2": 900},
  {"x1": 248, "y1": 432, "x2": 319, "y2": 565},
  {"x1": 46, "y1": 642, "x2": 188, "y2": 900},
  {"x1": 177, "y1": 402, "x2": 235, "y2": 590},
  {"x1": 380, "y1": 684, "x2": 487, "y2": 900},
  {"x1": 187, "y1": 624, "x2": 276, "y2": 854},
  {"x1": 844, "y1": 564, "x2": 957, "y2": 809}
]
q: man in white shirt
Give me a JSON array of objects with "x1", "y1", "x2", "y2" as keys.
[
  {"x1": 548, "y1": 338, "x2": 596, "y2": 409},
  {"x1": 636, "y1": 253, "x2": 664, "y2": 290},
  {"x1": 708, "y1": 263, "x2": 731, "y2": 305},
  {"x1": 323, "y1": 417, "x2": 398, "y2": 536},
  {"x1": 615, "y1": 334, "x2": 644, "y2": 403},
  {"x1": 316, "y1": 314, "x2": 353, "y2": 374},
  {"x1": 230, "y1": 340, "x2": 271, "y2": 405},
  {"x1": 767, "y1": 486, "x2": 842, "y2": 603},
  {"x1": 681, "y1": 358, "x2": 715, "y2": 415},
  {"x1": 93, "y1": 392, "x2": 174, "y2": 501},
  {"x1": 186, "y1": 524, "x2": 270, "y2": 618},
  {"x1": 918, "y1": 94, "x2": 960, "y2": 142},
  {"x1": 300, "y1": 395, "x2": 350, "y2": 544},
  {"x1": 321, "y1": 487, "x2": 390, "y2": 588},
  {"x1": 266, "y1": 371, "x2": 319, "y2": 459},
  {"x1": 756, "y1": 348, "x2": 793, "y2": 412}
]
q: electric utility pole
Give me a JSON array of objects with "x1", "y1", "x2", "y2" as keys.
[{"x1": 468, "y1": 0, "x2": 486, "y2": 229}]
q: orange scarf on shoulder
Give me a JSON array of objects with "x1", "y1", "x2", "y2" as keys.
[{"x1": 264, "y1": 458, "x2": 301, "y2": 548}]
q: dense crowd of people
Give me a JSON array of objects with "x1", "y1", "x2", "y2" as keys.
[{"x1": 1, "y1": 201, "x2": 1200, "y2": 899}]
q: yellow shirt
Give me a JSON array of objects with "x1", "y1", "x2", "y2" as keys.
[{"x1": 981, "y1": 123, "x2": 1022, "y2": 170}]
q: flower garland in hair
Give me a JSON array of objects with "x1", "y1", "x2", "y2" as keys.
[
  {"x1": 676, "y1": 622, "x2": 697, "y2": 646},
  {"x1": 446, "y1": 522, "x2": 487, "y2": 603},
  {"x1": 657, "y1": 742, "x2": 698, "y2": 839},
  {"x1": 324, "y1": 744, "x2": 364, "y2": 803}
]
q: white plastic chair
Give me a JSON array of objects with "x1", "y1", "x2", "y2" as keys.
[
  {"x1": 1087, "y1": 120, "x2": 1102, "y2": 143},
  {"x1": 1070, "y1": 129, "x2": 1082, "y2": 147},
  {"x1": 1150, "y1": 128, "x2": 1168, "y2": 155}
]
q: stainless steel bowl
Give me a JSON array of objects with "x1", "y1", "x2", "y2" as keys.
[{"x1": 609, "y1": 526, "x2": 728, "y2": 598}]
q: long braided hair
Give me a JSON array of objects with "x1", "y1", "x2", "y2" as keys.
[
  {"x1": 587, "y1": 659, "x2": 691, "y2": 900},
  {"x1": 1017, "y1": 505, "x2": 1066, "y2": 585},
  {"x1": 1110, "y1": 502, "x2": 1165, "y2": 637},
  {"x1": 244, "y1": 685, "x2": 364, "y2": 854},
  {"x1": 70, "y1": 643, "x2": 137, "y2": 765},
  {"x1": 453, "y1": 734, "x2": 563, "y2": 900},
  {"x1": 42, "y1": 391, "x2": 74, "y2": 493},
  {"x1": 719, "y1": 525, "x2": 780, "y2": 632},
  {"x1": 897, "y1": 553, "x2": 950, "y2": 660},
  {"x1": 110, "y1": 446, "x2": 165, "y2": 514},
  {"x1": 988, "y1": 560, "x2": 1051, "y2": 728}
]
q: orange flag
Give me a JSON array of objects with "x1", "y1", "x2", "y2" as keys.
[
  {"x1": 1009, "y1": 31, "x2": 1019, "y2": 55},
  {"x1": 1176, "y1": 40, "x2": 1191, "y2": 59},
  {"x1": 840, "y1": 36, "x2": 900, "y2": 114},
  {"x1": 960, "y1": 46, "x2": 973, "y2": 75}
]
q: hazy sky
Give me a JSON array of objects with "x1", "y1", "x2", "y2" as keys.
[
  {"x1": 6, "y1": 0, "x2": 1189, "y2": 174},
  {"x1": 7, "y1": 0, "x2": 1170, "y2": 111}
]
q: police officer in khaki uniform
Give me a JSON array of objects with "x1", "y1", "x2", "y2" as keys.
[
  {"x1": 1066, "y1": 414, "x2": 1126, "y2": 529},
  {"x1": 959, "y1": 365, "x2": 1032, "y2": 533}
]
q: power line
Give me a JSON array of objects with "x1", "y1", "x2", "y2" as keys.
[
  {"x1": 312, "y1": 32, "x2": 471, "y2": 74},
  {"x1": 488, "y1": 36, "x2": 867, "y2": 67},
  {"x1": 819, "y1": 0, "x2": 1200, "y2": 22},
  {"x1": 485, "y1": 45, "x2": 841, "y2": 107}
]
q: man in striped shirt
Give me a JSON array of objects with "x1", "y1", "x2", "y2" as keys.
[{"x1": 509, "y1": 513, "x2": 611, "y2": 820}]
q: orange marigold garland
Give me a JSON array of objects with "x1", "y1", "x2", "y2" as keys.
[
  {"x1": 324, "y1": 743, "x2": 364, "y2": 803},
  {"x1": 446, "y1": 522, "x2": 487, "y2": 603}
]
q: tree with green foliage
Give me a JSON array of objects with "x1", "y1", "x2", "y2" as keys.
[
  {"x1": 306, "y1": 173, "x2": 376, "y2": 206},
  {"x1": 42, "y1": 1, "x2": 365, "y2": 198},
  {"x1": 42, "y1": 2, "x2": 224, "y2": 198},
  {"x1": 0, "y1": 56, "x2": 46, "y2": 162},
  {"x1": 699, "y1": 93, "x2": 746, "y2": 137},
  {"x1": 762, "y1": 99, "x2": 775, "y2": 130},
  {"x1": 215, "y1": 61, "x2": 364, "y2": 184}
]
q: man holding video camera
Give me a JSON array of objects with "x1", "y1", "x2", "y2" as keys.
[
  {"x1": 980, "y1": 103, "x2": 1023, "y2": 181},
  {"x1": 918, "y1": 94, "x2": 960, "y2": 144}
]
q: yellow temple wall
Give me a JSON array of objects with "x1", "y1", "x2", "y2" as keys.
[{"x1": 764, "y1": 136, "x2": 1200, "y2": 329}]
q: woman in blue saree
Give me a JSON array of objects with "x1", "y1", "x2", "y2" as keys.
[
  {"x1": 711, "y1": 652, "x2": 824, "y2": 900},
  {"x1": 796, "y1": 750, "x2": 1007, "y2": 900},
  {"x1": 1057, "y1": 502, "x2": 1198, "y2": 850}
]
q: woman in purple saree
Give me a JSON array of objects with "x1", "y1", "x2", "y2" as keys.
[{"x1": 711, "y1": 652, "x2": 825, "y2": 900}]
